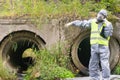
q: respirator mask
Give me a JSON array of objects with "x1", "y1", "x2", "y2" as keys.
[{"x1": 97, "y1": 13, "x2": 105, "y2": 22}]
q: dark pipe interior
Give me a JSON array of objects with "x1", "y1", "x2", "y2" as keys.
[
  {"x1": 77, "y1": 37, "x2": 90, "y2": 68},
  {"x1": 7, "y1": 39, "x2": 38, "y2": 73}
]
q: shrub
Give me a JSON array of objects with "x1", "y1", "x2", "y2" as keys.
[
  {"x1": 24, "y1": 47, "x2": 74, "y2": 80},
  {"x1": 113, "y1": 64, "x2": 120, "y2": 75}
]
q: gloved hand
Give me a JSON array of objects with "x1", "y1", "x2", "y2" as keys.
[
  {"x1": 65, "y1": 22, "x2": 73, "y2": 28},
  {"x1": 104, "y1": 26, "x2": 112, "y2": 38},
  {"x1": 100, "y1": 26, "x2": 112, "y2": 39}
]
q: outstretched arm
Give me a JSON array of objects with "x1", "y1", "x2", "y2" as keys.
[{"x1": 65, "y1": 19, "x2": 91, "y2": 29}]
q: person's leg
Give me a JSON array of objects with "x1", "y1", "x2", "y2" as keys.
[
  {"x1": 89, "y1": 45, "x2": 100, "y2": 80},
  {"x1": 99, "y1": 46, "x2": 110, "y2": 80}
]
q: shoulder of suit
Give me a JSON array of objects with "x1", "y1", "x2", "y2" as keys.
[
  {"x1": 105, "y1": 19, "x2": 112, "y2": 26},
  {"x1": 104, "y1": 19, "x2": 112, "y2": 26},
  {"x1": 91, "y1": 18, "x2": 97, "y2": 22}
]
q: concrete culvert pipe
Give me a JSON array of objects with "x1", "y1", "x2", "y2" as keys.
[
  {"x1": 71, "y1": 30, "x2": 120, "y2": 75},
  {"x1": 0, "y1": 30, "x2": 45, "y2": 73}
]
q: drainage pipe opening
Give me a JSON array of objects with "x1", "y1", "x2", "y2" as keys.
[
  {"x1": 78, "y1": 37, "x2": 90, "y2": 68},
  {"x1": 0, "y1": 31, "x2": 45, "y2": 73}
]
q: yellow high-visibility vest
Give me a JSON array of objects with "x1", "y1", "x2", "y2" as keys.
[{"x1": 90, "y1": 19, "x2": 110, "y2": 46}]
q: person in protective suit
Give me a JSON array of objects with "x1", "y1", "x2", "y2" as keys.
[{"x1": 65, "y1": 9, "x2": 113, "y2": 80}]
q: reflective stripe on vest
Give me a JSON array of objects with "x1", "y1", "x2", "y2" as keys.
[{"x1": 90, "y1": 19, "x2": 110, "y2": 46}]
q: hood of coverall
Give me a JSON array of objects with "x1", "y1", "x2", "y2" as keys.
[{"x1": 97, "y1": 9, "x2": 107, "y2": 22}]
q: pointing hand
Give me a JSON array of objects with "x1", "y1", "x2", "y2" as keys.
[{"x1": 65, "y1": 22, "x2": 73, "y2": 28}]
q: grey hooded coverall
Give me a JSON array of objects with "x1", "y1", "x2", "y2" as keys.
[{"x1": 69, "y1": 18, "x2": 113, "y2": 80}]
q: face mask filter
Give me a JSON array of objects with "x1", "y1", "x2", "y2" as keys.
[{"x1": 97, "y1": 13, "x2": 105, "y2": 22}]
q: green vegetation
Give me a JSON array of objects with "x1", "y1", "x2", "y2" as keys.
[
  {"x1": 0, "y1": 59, "x2": 16, "y2": 80},
  {"x1": 0, "y1": 0, "x2": 119, "y2": 27},
  {"x1": 0, "y1": 0, "x2": 119, "y2": 18},
  {"x1": 100, "y1": 0, "x2": 120, "y2": 14},
  {"x1": 113, "y1": 64, "x2": 120, "y2": 75},
  {"x1": 24, "y1": 46, "x2": 74, "y2": 80}
]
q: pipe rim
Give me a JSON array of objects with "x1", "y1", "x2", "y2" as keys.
[{"x1": 0, "y1": 30, "x2": 45, "y2": 72}]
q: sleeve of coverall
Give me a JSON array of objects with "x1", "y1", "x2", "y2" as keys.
[
  {"x1": 69, "y1": 19, "x2": 91, "y2": 29},
  {"x1": 104, "y1": 23, "x2": 113, "y2": 38}
]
